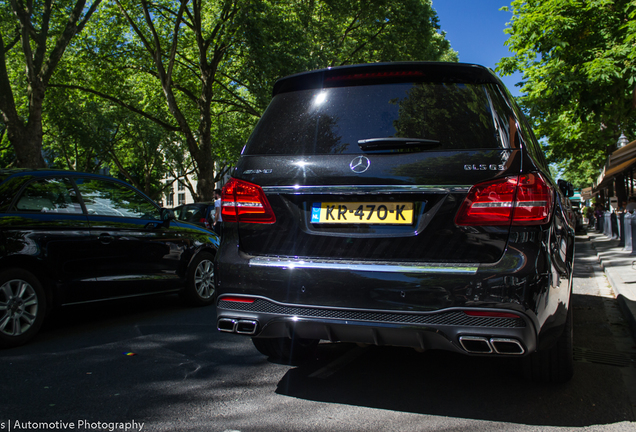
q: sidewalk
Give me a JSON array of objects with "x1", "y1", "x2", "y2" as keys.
[{"x1": 588, "y1": 230, "x2": 636, "y2": 338}]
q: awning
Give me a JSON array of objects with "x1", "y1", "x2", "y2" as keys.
[
  {"x1": 581, "y1": 187, "x2": 593, "y2": 200},
  {"x1": 595, "y1": 156, "x2": 636, "y2": 189},
  {"x1": 593, "y1": 139, "x2": 636, "y2": 191},
  {"x1": 609, "y1": 138, "x2": 636, "y2": 165}
]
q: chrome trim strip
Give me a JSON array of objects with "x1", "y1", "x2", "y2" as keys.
[
  {"x1": 60, "y1": 289, "x2": 181, "y2": 306},
  {"x1": 260, "y1": 185, "x2": 471, "y2": 195},
  {"x1": 249, "y1": 257, "x2": 478, "y2": 274}
]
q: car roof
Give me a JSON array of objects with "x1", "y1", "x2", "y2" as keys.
[
  {"x1": 272, "y1": 61, "x2": 501, "y2": 96},
  {"x1": 0, "y1": 168, "x2": 121, "y2": 181},
  {"x1": 0, "y1": 169, "x2": 157, "y2": 204}
]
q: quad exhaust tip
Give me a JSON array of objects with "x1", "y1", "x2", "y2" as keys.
[
  {"x1": 217, "y1": 318, "x2": 258, "y2": 335},
  {"x1": 459, "y1": 336, "x2": 493, "y2": 354},
  {"x1": 459, "y1": 336, "x2": 524, "y2": 355},
  {"x1": 490, "y1": 338, "x2": 525, "y2": 355}
]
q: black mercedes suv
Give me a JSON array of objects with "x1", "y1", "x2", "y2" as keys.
[{"x1": 215, "y1": 62, "x2": 576, "y2": 383}]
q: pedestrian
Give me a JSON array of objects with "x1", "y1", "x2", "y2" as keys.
[
  {"x1": 213, "y1": 189, "x2": 223, "y2": 236},
  {"x1": 584, "y1": 205, "x2": 594, "y2": 227},
  {"x1": 594, "y1": 203, "x2": 605, "y2": 231}
]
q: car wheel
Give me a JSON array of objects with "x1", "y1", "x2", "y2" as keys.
[
  {"x1": 183, "y1": 252, "x2": 216, "y2": 306},
  {"x1": 523, "y1": 306, "x2": 574, "y2": 384},
  {"x1": 0, "y1": 269, "x2": 46, "y2": 348},
  {"x1": 252, "y1": 337, "x2": 319, "y2": 363}
]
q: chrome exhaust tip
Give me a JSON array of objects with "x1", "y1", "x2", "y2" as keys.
[
  {"x1": 217, "y1": 318, "x2": 238, "y2": 333},
  {"x1": 459, "y1": 336, "x2": 493, "y2": 354},
  {"x1": 490, "y1": 338, "x2": 525, "y2": 355},
  {"x1": 236, "y1": 320, "x2": 258, "y2": 335}
]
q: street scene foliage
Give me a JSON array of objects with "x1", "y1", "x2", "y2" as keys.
[
  {"x1": 0, "y1": 0, "x2": 456, "y2": 201},
  {"x1": 4, "y1": 0, "x2": 632, "y2": 198},
  {"x1": 497, "y1": 0, "x2": 636, "y2": 189}
]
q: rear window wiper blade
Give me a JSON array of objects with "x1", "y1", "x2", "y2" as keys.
[{"x1": 357, "y1": 137, "x2": 441, "y2": 151}]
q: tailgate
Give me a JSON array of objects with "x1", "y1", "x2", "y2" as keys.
[{"x1": 229, "y1": 150, "x2": 521, "y2": 264}]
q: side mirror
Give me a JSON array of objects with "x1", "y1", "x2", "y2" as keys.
[
  {"x1": 557, "y1": 179, "x2": 574, "y2": 197},
  {"x1": 161, "y1": 208, "x2": 175, "y2": 222}
]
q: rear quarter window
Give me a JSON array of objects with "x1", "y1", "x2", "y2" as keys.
[
  {"x1": 0, "y1": 176, "x2": 30, "y2": 213},
  {"x1": 13, "y1": 178, "x2": 82, "y2": 214}
]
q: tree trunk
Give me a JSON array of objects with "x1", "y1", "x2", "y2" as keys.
[
  {"x1": 0, "y1": 55, "x2": 46, "y2": 168},
  {"x1": 197, "y1": 153, "x2": 215, "y2": 202},
  {"x1": 7, "y1": 120, "x2": 46, "y2": 168}
]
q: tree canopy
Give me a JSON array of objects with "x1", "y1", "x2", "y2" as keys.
[
  {"x1": 0, "y1": 0, "x2": 102, "y2": 168},
  {"x1": 497, "y1": 0, "x2": 636, "y2": 189},
  {"x1": 1, "y1": 0, "x2": 457, "y2": 201}
]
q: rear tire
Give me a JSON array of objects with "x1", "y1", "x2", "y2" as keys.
[
  {"x1": 0, "y1": 269, "x2": 47, "y2": 349},
  {"x1": 183, "y1": 252, "x2": 216, "y2": 306},
  {"x1": 252, "y1": 337, "x2": 319, "y2": 363},
  {"x1": 523, "y1": 306, "x2": 574, "y2": 384}
]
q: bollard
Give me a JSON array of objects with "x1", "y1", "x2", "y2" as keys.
[
  {"x1": 619, "y1": 212, "x2": 625, "y2": 247},
  {"x1": 625, "y1": 212, "x2": 633, "y2": 251},
  {"x1": 604, "y1": 211, "x2": 612, "y2": 237},
  {"x1": 631, "y1": 215, "x2": 636, "y2": 255},
  {"x1": 611, "y1": 211, "x2": 619, "y2": 239}
]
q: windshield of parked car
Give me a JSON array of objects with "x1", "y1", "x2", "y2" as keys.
[{"x1": 75, "y1": 178, "x2": 161, "y2": 220}]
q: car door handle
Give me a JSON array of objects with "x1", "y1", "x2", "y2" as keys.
[{"x1": 99, "y1": 233, "x2": 114, "y2": 244}]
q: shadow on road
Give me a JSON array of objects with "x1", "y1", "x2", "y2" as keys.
[
  {"x1": 2, "y1": 273, "x2": 633, "y2": 429},
  {"x1": 275, "y1": 293, "x2": 634, "y2": 427}
]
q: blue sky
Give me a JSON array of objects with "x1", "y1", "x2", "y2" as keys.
[{"x1": 433, "y1": 0, "x2": 524, "y2": 97}]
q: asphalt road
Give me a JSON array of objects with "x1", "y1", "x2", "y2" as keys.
[{"x1": 1, "y1": 236, "x2": 636, "y2": 432}]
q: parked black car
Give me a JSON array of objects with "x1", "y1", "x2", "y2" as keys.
[
  {"x1": 0, "y1": 169, "x2": 219, "y2": 348},
  {"x1": 215, "y1": 62, "x2": 576, "y2": 383},
  {"x1": 173, "y1": 202, "x2": 215, "y2": 229}
]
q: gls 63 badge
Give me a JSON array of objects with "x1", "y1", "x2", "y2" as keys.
[{"x1": 464, "y1": 164, "x2": 505, "y2": 171}]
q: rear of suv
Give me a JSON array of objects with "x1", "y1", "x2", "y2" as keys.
[{"x1": 215, "y1": 62, "x2": 575, "y2": 383}]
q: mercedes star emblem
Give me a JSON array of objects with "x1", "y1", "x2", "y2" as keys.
[{"x1": 350, "y1": 156, "x2": 370, "y2": 173}]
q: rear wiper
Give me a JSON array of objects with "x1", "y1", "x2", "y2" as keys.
[{"x1": 357, "y1": 137, "x2": 441, "y2": 151}]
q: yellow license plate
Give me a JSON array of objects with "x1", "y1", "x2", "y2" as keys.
[{"x1": 311, "y1": 202, "x2": 413, "y2": 224}]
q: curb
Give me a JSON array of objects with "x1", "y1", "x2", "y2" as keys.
[
  {"x1": 593, "y1": 239, "x2": 636, "y2": 340},
  {"x1": 602, "y1": 267, "x2": 636, "y2": 339}
]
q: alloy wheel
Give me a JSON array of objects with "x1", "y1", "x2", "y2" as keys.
[
  {"x1": 0, "y1": 279, "x2": 39, "y2": 337},
  {"x1": 194, "y1": 259, "x2": 215, "y2": 299}
]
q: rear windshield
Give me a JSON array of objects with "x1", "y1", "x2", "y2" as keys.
[{"x1": 244, "y1": 82, "x2": 516, "y2": 155}]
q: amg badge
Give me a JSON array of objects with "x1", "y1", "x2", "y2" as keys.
[{"x1": 242, "y1": 169, "x2": 273, "y2": 175}]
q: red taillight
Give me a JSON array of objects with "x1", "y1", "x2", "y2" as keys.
[
  {"x1": 455, "y1": 173, "x2": 553, "y2": 226},
  {"x1": 221, "y1": 178, "x2": 276, "y2": 224},
  {"x1": 512, "y1": 173, "x2": 553, "y2": 225},
  {"x1": 221, "y1": 296, "x2": 255, "y2": 303},
  {"x1": 455, "y1": 177, "x2": 516, "y2": 225}
]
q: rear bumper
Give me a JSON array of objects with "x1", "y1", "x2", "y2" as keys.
[
  {"x1": 216, "y1": 295, "x2": 537, "y2": 356},
  {"x1": 215, "y1": 225, "x2": 571, "y2": 355}
]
